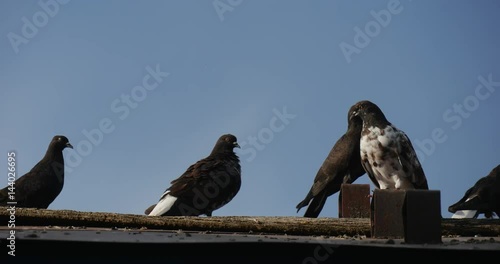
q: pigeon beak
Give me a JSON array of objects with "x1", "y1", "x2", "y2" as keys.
[
  {"x1": 234, "y1": 142, "x2": 240, "y2": 148},
  {"x1": 66, "y1": 143, "x2": 74, "y2": 149}
]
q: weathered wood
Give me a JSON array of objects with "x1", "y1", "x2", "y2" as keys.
[
  {"x1": 1, "y1": 207, "x2": 499, "y2": 237},
  {"x1": 0, "y1": 207, "x2": 370, "y2": 236},
  {"x1": 441, "y1": 218, "x2": 500, "y2": 237}
]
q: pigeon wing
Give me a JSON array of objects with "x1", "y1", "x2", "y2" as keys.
[
  {"x1": 167, "y1": 157, "x2": 218, "y2": 197},
  {"x1": 397, "y1": 131, "x2": 428, "y2": 190}
]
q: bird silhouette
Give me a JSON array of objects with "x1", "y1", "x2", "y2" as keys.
[
  {"x1": 146, "y1": 134, "x2": 241, "y2": 216},
  {"x1": 296, "y1": 104, "x2": 366, "y2": 218},
  {"x1": 449, "y1": 164, "x2": 500, "y2": 219},
  {"x1": 0, "y1": 135, "x2": 73, "y2": 209}
]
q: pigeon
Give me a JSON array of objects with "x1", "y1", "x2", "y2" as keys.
[
  {"x1": 0, "y1": 135, "x2": 73, "y2": 209},
  {"x1": 146, "y1": 134, "x2": 241, "y2": 217},
  {"x1": 448, "y1": 164, "x2": 500, "y2": 219},
  {"x1": 296, "y1": 104, "x2": 366, "y2": 218},
  {"x1": 351, "y1": 100, "x2": 429, "y2": 190}
]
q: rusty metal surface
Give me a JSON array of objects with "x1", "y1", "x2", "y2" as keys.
[
  {"x1": 371, "y1": 189, "x2": 406, "y2": 239},
  {"x1": 404, "y1": 190, "x2": 442, "y2": 244},
  {"x1": 1, "y1": 226, "x2": 499, "y2": 250},
  {"x1": 338, "y1": 184, "x2": 371, "y2": 218},
  {"x1": 1, "y1": 226, "x2": 499, "y2": 261}
]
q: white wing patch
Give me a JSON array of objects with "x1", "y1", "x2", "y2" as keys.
[
  {"x1": 451, "y1": 210, "x2": 478, "y2": 219},
  {"x1": 451, "y1": 198, "x2": 478, "y2": 219},
  {"x1": 148, "y1": 191, "x2": 178, "y2": 216}
]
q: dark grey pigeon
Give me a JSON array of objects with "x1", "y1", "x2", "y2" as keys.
[
  {"x1": 351, "y1": 100, "x2": 428, "y2": 190},
  {"x1": 296, "y1": 104, "x2": 367, "y2": 218},
  {"x1": 0, "y1": 135, "x2": 73, "y2": 209},
  {"x1": 448, "y1": 164, "x2": 500, "y2": 219},
  {"x1": 146, "y1": 134, "x2": 241, "y2": 216}
]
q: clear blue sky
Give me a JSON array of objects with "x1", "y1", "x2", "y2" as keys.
[{"x1": 1, "y1": 0, "x2": 499, "y2": 218}]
